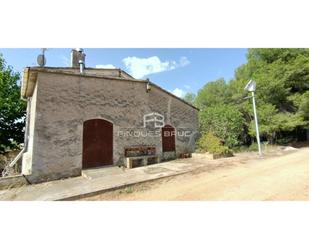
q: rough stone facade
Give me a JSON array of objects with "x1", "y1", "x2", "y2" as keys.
[{"x1": 21, "y1": 67, "x2": 199, "y2": 183}]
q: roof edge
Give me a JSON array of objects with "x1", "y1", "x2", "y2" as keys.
[
  {"x1": 21, "y1": 67, "x2": 38, "y2": 99},
  {"x1": 148, "y1": 82, "x2": 199, "y2": 111},
  {"x1": 21, "y1": 67, "x2": 199, "y2": 110}
]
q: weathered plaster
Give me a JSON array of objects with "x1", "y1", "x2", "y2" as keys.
[{"x1": 22, "y1": 69, "x2": 199, "y2": 183}]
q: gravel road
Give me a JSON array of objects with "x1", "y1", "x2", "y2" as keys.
[{"x1": 82, "y1": 147, "x2": 309, "y2": 201}]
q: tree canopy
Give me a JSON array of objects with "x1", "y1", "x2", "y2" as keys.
[
  {"x1": 0, "y1": 54, "x2": 26, "y2": 153},
  {"x1": 187, "y1": 48, "x2": 309, "y2": 147},
  {"x1": 195, "y1": 78, "x2": 230, "y2": 109}
]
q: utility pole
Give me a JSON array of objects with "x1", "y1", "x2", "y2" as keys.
[{"x1": 244, "y1": 80, "x2": 262, "y2": 156}]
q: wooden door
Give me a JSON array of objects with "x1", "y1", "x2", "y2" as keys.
[
  {"x1": 162, "y1": 125, "x2": 176, "y2": 152},
  {"x1": 82, "y1": 119, "x2": 113, "y2": 168}
]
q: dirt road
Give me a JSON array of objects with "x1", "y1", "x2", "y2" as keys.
[{"x1": 83, "y1": 147, "x2": 309, "y2": 200}]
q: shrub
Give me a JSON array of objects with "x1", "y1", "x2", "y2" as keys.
[
  {"x1": 199, "y1": 104, "x2": 244, "y2": 148},
  {"x1": 248, "y1": 142, "x2": 259, "y2": 152},
  {"x1": 198, "y1": 132, "x2": 232, "y2": 156}
]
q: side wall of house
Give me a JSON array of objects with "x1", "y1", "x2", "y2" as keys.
[
  {"x1": 25, "y1": 72, "x2": 198, "y2": 183},
  {"x1": 22, "y1": 82, "x2": 38, "y2": 176},
  {"x1": 26, "y1": 73, "x2": 83, "y2": 183}
]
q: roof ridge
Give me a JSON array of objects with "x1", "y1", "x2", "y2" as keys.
[{"x1": 22, "y1": 67, "x2": 199, "y2": 110}]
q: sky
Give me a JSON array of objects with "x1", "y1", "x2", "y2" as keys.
[{"x1": 0, "y1": 48, "x2": 248, "y2": 97}]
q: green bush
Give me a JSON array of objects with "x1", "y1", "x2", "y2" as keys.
[
  {"x1": 248, "y1": 143, "x2": 259, "y2": 151},
  {"x1": 276, "y1": 136, "x2": 294, "y2": 145},
  {"x1": 234, "y1": 143, "x2": 262, "y2": 152},
  {"x1": 199, "y1": 104, "x2": 244, "y2": 148},
  {"x1": 198, "y1": 132, "x2": 232, "y2": 156},
  {"x1": 232, "y1": 145, "x2": 251, "y2": 153}
]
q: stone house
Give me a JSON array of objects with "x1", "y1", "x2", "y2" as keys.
[{"x1": 20, "y1": 50, "x2": 199, "y2": 183}]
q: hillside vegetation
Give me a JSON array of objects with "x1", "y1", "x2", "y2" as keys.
[{"x1": 184, "y1": 49, "x2": 309, "y2": 149}]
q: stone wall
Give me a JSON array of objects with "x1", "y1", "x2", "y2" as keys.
[{"x1": 22, "y1": 71, "x2": 199, "y2": 183}]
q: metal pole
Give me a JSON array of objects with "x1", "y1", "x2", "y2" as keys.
[{"x1": 251, "y1": 91, "x2": 262, "y2": 156}]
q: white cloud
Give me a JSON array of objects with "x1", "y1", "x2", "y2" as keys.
[
  {"x1": 179, "y1": 56, "x2": 190, "y2": 67},
  {"x1": 184, "y1": 84, "x2": 191, "y2": 90},
  {"x1": 171, "y1": 88, "x2": 186, "y2": 98},
  {"x1": 96, "y1": 64, "x2": 116, "y2": 69},
  {"x1": 122, "y1": 56, "x2": 190, "y2": 79}
]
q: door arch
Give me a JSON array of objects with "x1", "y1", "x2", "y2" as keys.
[
  {"x1": 82, "y1": 119, "x2": 113, "y2": 168},
  {"x1": 161, "y1": 125, "x2": 176, "y2": 152}
]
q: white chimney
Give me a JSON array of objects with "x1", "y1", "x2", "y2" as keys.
[{"x1": 79, "y1": 60, "x2": 84, "y2": 74}]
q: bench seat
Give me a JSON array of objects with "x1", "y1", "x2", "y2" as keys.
[{"x1": 125, "y1": 155, "x2": 160, "y2": 168}]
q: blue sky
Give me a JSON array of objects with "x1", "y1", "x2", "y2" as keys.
[{"x1": 0, "y1": 48, "x2": 248, "y2": 97}]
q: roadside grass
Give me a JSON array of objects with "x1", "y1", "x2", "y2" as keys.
[
  {"x1": 232, "y1": 142, "x2": 271, "y2": 153},
  {"x1": 119, "y1": 186, "x2": 134, "y2": 194}
]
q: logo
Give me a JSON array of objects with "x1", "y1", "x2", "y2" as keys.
[
  {"x1": 117, "y1": 112, "x2": 193, "y2": 139},
  {"x1": 143, "y1": 112, "x2": 165, "y2": 128}
]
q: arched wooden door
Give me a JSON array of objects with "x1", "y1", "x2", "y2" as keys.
[
  {"x1": 83, "y1": 119, "x2": 113, "y2": 168},
  {"x1": 161, "y1": 125, "x2": 176, "y2": 152}
]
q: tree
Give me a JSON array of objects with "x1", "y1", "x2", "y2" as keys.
[
  {"x1": 0, "y1": 54, "x2": 26, "y2": 153},
  {"x1": 195, "y1": 78, "x2": 230, "y2": 109},
  {"x1": 199, "y1": 104, "x2": 244, "y2": 148},
  {"x1": 299, "y1": 91, "x2": 309, "y2": 120},
  {"x1": 229, "y1": 48, "x2": 309, "y2": 144},
  {"x1": 195, "y1": 49, "x2": 309, "y2": 146}
]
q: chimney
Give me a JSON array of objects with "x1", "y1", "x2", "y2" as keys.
[{"x1": 71, "y1": 48, "x2": 86, "y2": 68}]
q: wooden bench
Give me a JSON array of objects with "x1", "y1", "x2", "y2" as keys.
[{"x1": 124, "y1": 146, "x2": 160, "y2": 168}]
